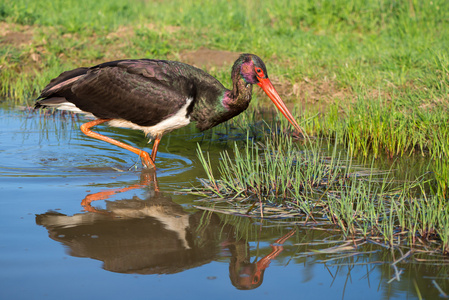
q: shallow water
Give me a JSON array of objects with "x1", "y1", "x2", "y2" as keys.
[{"x1": 1, "y1": 107, "x2": 448, "y2": 300}]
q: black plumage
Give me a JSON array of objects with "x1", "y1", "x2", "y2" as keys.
[{"x1": 37, "y1": 59, "x2": 224, "y2": 128}]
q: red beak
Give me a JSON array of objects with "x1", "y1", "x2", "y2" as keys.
[{"x1": 257, "y1": 78, "x2": 304, "y2": 136}]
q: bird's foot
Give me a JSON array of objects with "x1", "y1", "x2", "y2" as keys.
[{"x1": 139, "y1": 150, "x2": 156, "y2": 169}]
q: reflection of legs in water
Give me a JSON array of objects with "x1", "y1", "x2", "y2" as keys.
[
  {"x1": 81, "y1": 170, "x2": 159, "y2": 213},
  {"x1": 255, "y1": 229, "x2": 296, "y2": 271},
  {"x1": 228, "y1": 229, "x2": 296, "y2": 290}
]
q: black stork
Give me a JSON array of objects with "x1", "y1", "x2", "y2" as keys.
[{"x1": 35, "y1": 53, "x2": 303, "y2": 168}]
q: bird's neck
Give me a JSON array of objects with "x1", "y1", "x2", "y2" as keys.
[
  {"x1": 224, "y1": 76, "x2": 253, "y2": 111},
  {"x1": 191, "y1": 76, "x2": 253, "y2": 131}
]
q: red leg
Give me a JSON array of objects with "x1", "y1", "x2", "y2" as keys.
[
  {"x1": 80, "y1": 119, "x2": 156, "y2": 168},
  {"x1": 150, "y1": 134, "x2": 162, "y2": 162}
]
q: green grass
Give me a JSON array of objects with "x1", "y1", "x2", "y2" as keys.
[
  {"x1": 298, "y1": 96, "x2": 449, "y2": 158},
  {"x1": 196, "y1": 134, "x2": 449, "y2": 254},
  {"x1": 0, "y1": 0, "x2": 148, "y2": 33},
  {"x1": 2, "y1": 0, "x2": 449, "y2": 101}
]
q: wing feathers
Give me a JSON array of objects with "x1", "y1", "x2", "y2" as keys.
[
  {"x1": 40, "y1": 67, "x2": 89, "y2": 97},
  {"x1": 36, "y1": 60, "x2": 200, "y2": 127}
]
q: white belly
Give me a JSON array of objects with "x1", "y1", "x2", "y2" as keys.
[{"x1": 108, "y1": 97, "x2": 193, "y2": 139}]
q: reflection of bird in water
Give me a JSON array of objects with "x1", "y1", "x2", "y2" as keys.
[
  {"x1": 36, "y1": 171, "x2": 223, "y2": 274},
  {"x1": 36, "y1": 171, "x2": 295, "y2": 286},
  {"x1": 226, "y1": 229, "x2": 296, "y2": 290}
]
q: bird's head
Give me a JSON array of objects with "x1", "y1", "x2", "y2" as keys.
[
  {"x1": 232, "y1": 53, "x2": 304, "y2": 136},
  {"x1": 232, "y1": 53, "x2": 269, "y2": 85}
]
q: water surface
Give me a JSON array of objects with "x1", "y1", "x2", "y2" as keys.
[{"x1": 1, "y1": 107, "x2": 447, "y2": 299}]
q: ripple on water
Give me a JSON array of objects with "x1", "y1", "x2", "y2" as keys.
[{"x1": 0, "y1": 108, "x2": 194, "y2": 178}]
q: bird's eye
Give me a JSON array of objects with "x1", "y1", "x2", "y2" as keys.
[{"x1": 255, "y1": 67, "x2": 265, "y2": 77}]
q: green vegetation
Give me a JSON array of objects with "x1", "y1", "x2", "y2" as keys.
[{"x1": 196, "y1": 135, "x2": 449, "y2": 254}]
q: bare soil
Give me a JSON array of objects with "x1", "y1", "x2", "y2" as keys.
[
  {"x1": 0, "y1": 22, "x2": 34, "y2": 47},
  {"x1": 179, "y1": 48, "x2": 240, "y2": 69}
]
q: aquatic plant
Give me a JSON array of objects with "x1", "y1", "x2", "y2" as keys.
[{"x1": 196, "y1": 134, "x2": 449, "y2": 254}]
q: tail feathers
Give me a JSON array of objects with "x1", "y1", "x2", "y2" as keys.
[
  {"x1": 34, "y1": 97, "x2": 84, "y2": 113},
  {"x1": 35, "y1": 97, "x2": 66, "y2": 107}
]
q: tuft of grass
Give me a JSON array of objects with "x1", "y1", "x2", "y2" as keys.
[{"x1": 196, "y1": 133, "x2": 449, "y2": 254}]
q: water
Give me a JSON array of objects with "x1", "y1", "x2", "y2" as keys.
[{"x1": 1, "y1": 107, "x2": 448, "y2": 300}]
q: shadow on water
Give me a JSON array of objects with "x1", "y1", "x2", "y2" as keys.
[{"x1": 1, "y1": 107, "x2": 449, "y2": 299}]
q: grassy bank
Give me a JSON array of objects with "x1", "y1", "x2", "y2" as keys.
[{"x1": 1, "y1": 0, "x2": 448, "y2": 158}]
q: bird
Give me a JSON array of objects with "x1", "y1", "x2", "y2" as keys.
[{"x1": 35, "y1": 53, "x2": 304, "y2": 168}]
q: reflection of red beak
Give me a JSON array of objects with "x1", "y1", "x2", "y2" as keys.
[{"x1": 257, "y1": 78, "x2": 304, "y2": 136}]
